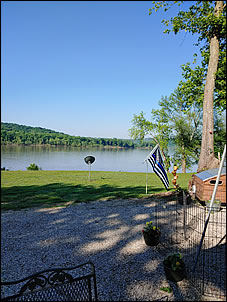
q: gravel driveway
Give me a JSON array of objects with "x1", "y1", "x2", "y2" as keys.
[{"x1": 1, "y1": 197, "x2": 208, "y2": 301}]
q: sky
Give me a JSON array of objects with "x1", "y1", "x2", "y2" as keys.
[{"x1": 1, "y1": 1, "x2": 202, "y2": 139}]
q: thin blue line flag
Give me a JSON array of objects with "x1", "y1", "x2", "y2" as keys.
[{"x1": 145, "y1": 144, "x2": 169, "y2": 190}]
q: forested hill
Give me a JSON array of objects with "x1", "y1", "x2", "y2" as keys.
[{"x1": 1, "y1": 122, "x2": 153, "y2": 148}]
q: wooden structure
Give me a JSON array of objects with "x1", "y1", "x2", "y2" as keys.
[{"x1": 190, "y1": 167, "x2": 226, "y2": 204}]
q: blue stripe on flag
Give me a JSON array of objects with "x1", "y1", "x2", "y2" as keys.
[
  {"x1": 146, "y1": 145, "x2": 169, "y2": 190},
  {"x1": 157, "y1": 162, "x2": 168, "y2": 180}
]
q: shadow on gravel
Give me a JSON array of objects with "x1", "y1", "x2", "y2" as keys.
[{"x1": 1, "y1": 189, "x2": 225, "y2": 301}]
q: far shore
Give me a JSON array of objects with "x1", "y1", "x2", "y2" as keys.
[{"x1": 1, "y1": 143, "x2": 152, "y2": 149}]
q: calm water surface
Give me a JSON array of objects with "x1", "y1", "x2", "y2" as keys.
[{"x1": 1, "y1": 145, "x2": 197, "y2": 173}]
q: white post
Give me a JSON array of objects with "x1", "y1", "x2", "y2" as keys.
[
  {"x1": 88, "y1": 162, "x2": 91, "y2": 181},
  {"x1": 146, "y1": 160, "x2": 148, "y2": 194}
]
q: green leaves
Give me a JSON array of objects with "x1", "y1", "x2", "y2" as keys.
[
  {"x1": 149, "y1": 1, "x2": 226, "y2": 112},
  {"x1": 26, "y1": 163, "x2": 41, "y2": 171},
  {"x1": 144, "y1": 1, "x2": 226, "y2": 171},
  {"x1": 129, "y1": 87, "x2": 202, "y2": 172},
  {"x1": 143, "y1": 220, "x2": 160, "y2": 234},
  {"x1": 160, "y1": 286, "x2": 172, "y2": 293},
  {"x1": 164, "y1": 252, "x2": 185, "y2": 271}
]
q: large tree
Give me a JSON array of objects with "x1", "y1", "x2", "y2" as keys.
[{"x1": 149, "y1": 1, "x2": 226, "y2": 172}]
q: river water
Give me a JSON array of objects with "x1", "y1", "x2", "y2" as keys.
[{"x1": 1, "y1": 145, "x2": 197, "y2": 173}]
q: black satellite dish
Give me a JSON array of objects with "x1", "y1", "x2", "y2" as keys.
[
  {"x1": 84, "y1": 156, "x2": 95, "y2": 165},
  {"x1": 84, "y1": 156, "x2": 95, "y2": 181}
]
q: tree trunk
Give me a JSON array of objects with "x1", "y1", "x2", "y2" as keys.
[
  {"x1": 197, "y1": 1, "x2": 223, "y2": 172},
  {"x1": 182, "y1": 158, "x2": 186, "y2": 173},
  {"x1": 182, "y1": 146, "x2": 186, "y2": 173}
]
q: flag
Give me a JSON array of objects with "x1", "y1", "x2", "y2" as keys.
[{"x1": 145, "y1": 144, "x2": 169, "y2": 190}]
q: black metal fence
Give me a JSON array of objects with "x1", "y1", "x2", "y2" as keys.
[{"x1": 152, "y1": 196, "x2": 226, "y2": 299}]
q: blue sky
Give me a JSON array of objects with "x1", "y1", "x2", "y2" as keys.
[{"x1": 1, "y1": 1, "x2": 201, "y2": 139}]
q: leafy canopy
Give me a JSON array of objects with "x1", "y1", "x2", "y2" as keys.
[{"x1": 149, "y1": 1, "x2": 226, "y2": 111}]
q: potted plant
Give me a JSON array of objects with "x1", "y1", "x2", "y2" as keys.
[
  {"x1": 142, "y1": 220, "x2": 161, "y2": 246},
  {"x1": 163, "y1": 252, "x2": 186, "y2": 282}
]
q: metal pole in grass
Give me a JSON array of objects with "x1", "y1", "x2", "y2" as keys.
[
  {"x1": 84, "y1": 156, "x2": 95, "y2": 182},
  {"x1": 146, "y1": 160, "x2": 148, "y2": 194},
  {"x1": 88, "y1": 162, "x2": 91, "y2": 181},
  {"x1": 193, "y1": 144, "x2": 226, "y2": 272}
]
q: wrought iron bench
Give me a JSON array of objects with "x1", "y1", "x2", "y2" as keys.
[{"x1": 1, "y1": 262, "x2": 98, "y2": 301}]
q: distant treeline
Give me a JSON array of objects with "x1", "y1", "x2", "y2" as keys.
[{"x1": 1, "y1": 123, "x2": 153, "y2": 148}]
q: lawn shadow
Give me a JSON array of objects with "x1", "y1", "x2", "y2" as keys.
[{"x1": 1, "y1": 182, "x2": 168, "y2": 210}]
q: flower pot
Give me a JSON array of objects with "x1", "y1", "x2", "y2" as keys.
[
  {"x1": 163, "y1": 263, "x2": 186, "y2": 282},
  {"x1": 143, "y1": 232, "x2": 160, "y2": 246}
]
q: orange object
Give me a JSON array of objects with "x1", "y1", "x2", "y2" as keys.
[{"x1": 172, "y1": 166, "x2": 179, "y2": 188}]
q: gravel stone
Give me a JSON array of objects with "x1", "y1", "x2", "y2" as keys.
[{"x1": 1, "y1": 198, "x2": 219, "y2": 301}]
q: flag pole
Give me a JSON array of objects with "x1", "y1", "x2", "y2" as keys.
[
  {"x1": 144, "y1": 143, "x2": 169, "y2": 191},
  {"x1": 144, "y1": 145, "x2": 159, "y2": 194},
  {"x1": 144, "y1": 144, "x2": 159, "y2": 162}
]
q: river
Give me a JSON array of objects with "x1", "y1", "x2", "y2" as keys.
[{"x1": 1, "y1": 145, "x2": 197, "y2": 173}]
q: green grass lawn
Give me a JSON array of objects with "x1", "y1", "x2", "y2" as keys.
[{"x1": 1, "y1": 170, "x2": 193, "y2": 211}]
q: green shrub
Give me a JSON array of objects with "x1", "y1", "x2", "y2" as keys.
[
  {"x1": 160, "y1": 287, "x2": 172, "y2": 293},
  {"x1": 163, "y1": 253, "x2": 185, "y2": 271},
  {"x1": 26, "y1": 163, "x2": 41, "y2": 171}
]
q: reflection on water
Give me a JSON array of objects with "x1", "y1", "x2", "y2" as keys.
[{"x1": 1, "y1": 145, "x2": 197, "y2": 173}]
